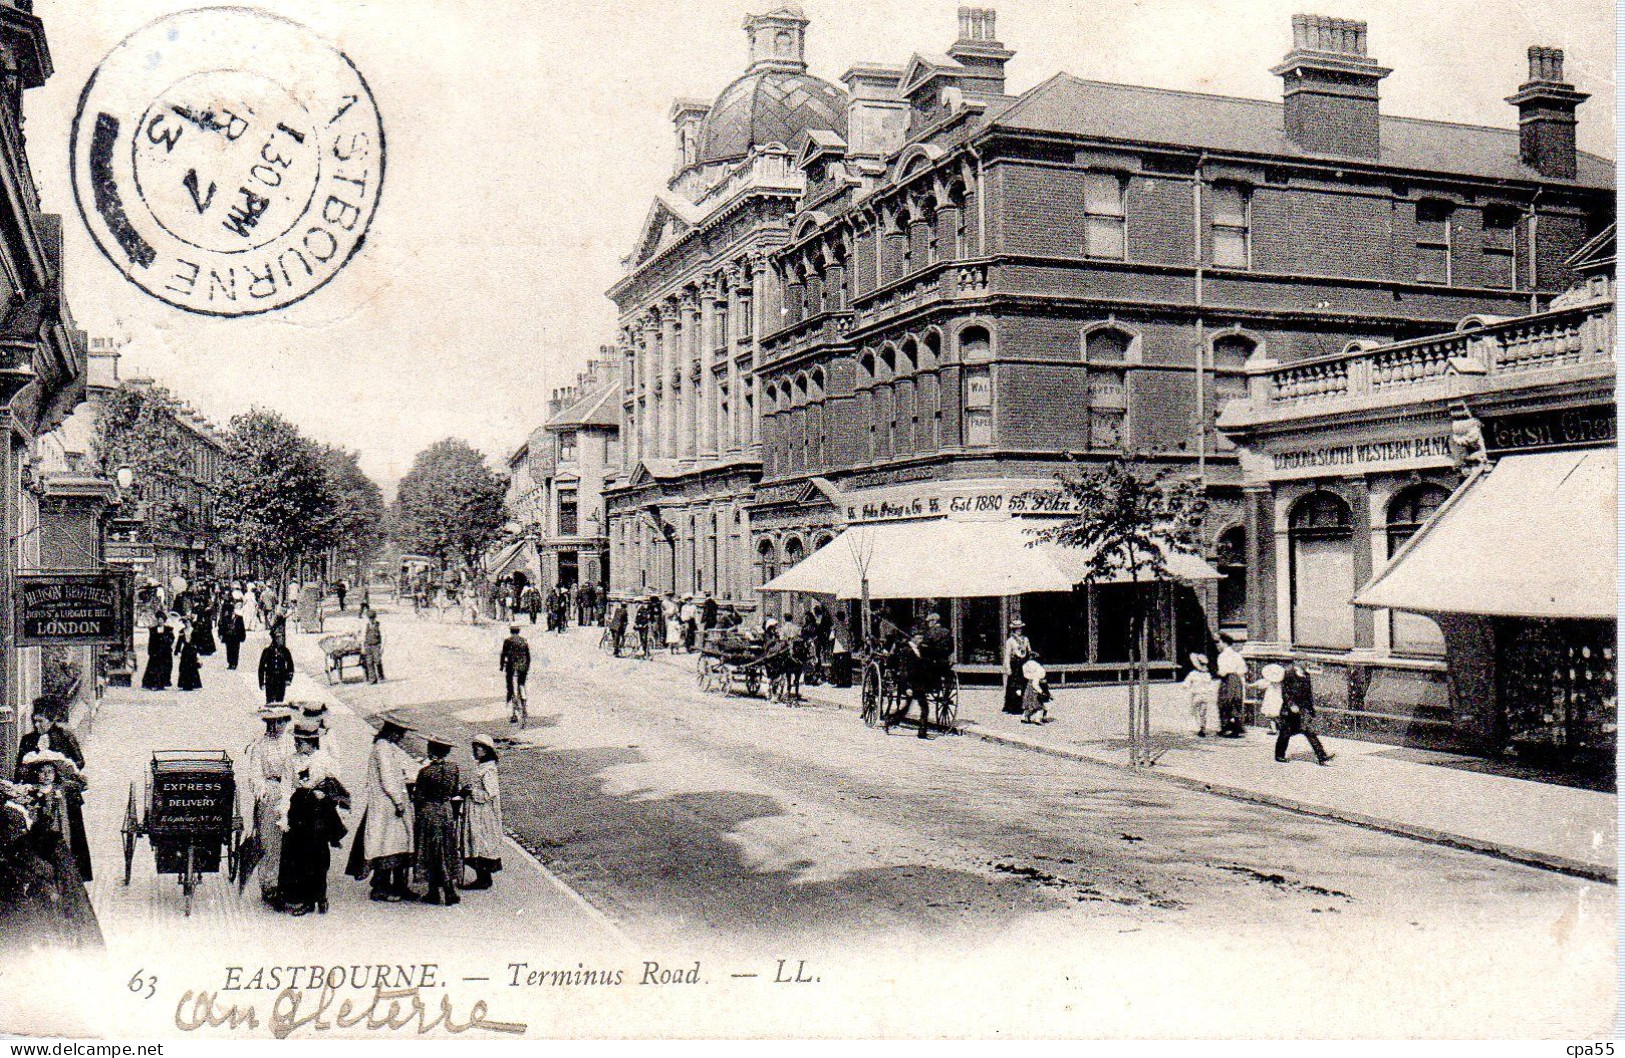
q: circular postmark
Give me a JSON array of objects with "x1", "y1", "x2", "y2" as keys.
[{"x1": 70, "y1": 8, "x2": 384, "y2": 316}]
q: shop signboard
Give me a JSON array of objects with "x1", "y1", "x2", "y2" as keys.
[
  {"x1": 1483, "y1": 404, "x2": 1616, "y2": 454},
  {"x1": 14, "y1": 572, "x2": 133, "y2": 647}
]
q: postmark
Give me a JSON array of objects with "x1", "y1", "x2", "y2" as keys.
[{"x1": 69, "y1": 7, "x2": 385, "y2": 316}]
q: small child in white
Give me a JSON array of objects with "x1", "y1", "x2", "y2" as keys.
[
  {"x1": 1021, "y1": 655, "x2": 1051, "y2": 724},
  {"x1": 1182, "y1": 652, "x2": 1215, "y2": 737}
]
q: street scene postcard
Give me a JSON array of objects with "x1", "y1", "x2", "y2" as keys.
[{"x1": 0, "y1": 0, "x2": 1616, "y2": 1042}]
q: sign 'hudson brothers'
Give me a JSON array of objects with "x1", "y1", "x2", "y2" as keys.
[{"x1": 15, "y1": 573, "x2": 131, "y2": 646}]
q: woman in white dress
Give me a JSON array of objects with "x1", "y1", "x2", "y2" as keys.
[{"x1": 461, "y1": 734, "x2": 503, "y2": 890}]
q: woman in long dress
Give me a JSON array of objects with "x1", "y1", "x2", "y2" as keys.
[
  {"x1": 142, "y1": 614, "x2": 174, "y2": 690},
  {"x1": 191, "y1": 600, "x2": 217, "y2": 656},
  {"x1": 276, "y1": 721, "x2": 347, "y2": 916},
  {"x1": 461, "y1": 735, "x2": 503, "y2": 890},
  {"x1": 15, "y1": 751, "x2": 103, "y2": 948},
  {"x1": 177, "y1": 620, "x2": 203, "y2": 691},
  {"x1": 15, "y1": 705, "x2": 90, "y2": 881}
]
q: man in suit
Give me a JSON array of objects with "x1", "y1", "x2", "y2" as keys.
[
  {"x1": 500, "y1": 625, "x2": 531, "y2": 724},
  {"x1": 1276, "y1": 659, "x2": 1334, "y2": 765},
  {"x1": 258, "y1": 627, "x2": 297, "y2": 704}
]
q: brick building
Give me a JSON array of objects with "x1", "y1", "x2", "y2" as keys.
[
  {"x1": 747, "y1": 10, "x2": 1611, "y2": 680},
  {"x1": 499, "y1": 355, "x2": 621, "y2": 595}
]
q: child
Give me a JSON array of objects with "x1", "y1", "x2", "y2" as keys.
[
  {"x1": 1182, "y1": 652, "x2": 1215, "y2": 737},
  {"x1": 1253, "y1": 663, "x2": 1286, "y2": 735},
  {"x1": 1020, "y1": 654, "x2": 1051, "y2": 724},
  {"x1": 461, "y1": 734, "x2": 504, "y2": 891}
]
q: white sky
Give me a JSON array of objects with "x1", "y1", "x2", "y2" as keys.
[{"x1": 26, "y1": 0, "x2": 1616, "y2": 492}]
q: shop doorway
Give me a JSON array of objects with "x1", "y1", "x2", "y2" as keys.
[{"x1": 558, "y1": 553, "x2": 579, "y2": 590}]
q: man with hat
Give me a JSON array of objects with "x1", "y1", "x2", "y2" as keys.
[
  {"x1": 258, "y1": 627, "x2": 297, "y2": 705},
  {"x1": 243, "y1": 706, "x2": 295, "y2": 906},
  {"x1": 413, "y1": 736, "x2": 462, "y2": 906},
  {"x1": 462, "y1": 734, "x2": 503, "y2": 891},
  {"x1": 347, "y1": 718, "x2": 418, "y2": 901},
  {"x1": 499, "y1": 625, "x2": 531, "y2": 726},
  {"x1": 1002, "y1": 618, "x2": 1032, "y2": 715}
]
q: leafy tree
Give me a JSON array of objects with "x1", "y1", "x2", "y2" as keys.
[
  {"x1": 217, "y1": 408, "x2": 338, "y2": 586},
  {"x1": 392, "y1": 439, "x2": 508, "y2": 574},
  {"x1": 318, "y1": 444, "x2": 386, "y2": 575},
  {"x1": 1033, "y1": 459, "x2": 1207, "y2": 766},
  {"x1": 92, "y1": 381, "x2": 208, "y2": 551}
]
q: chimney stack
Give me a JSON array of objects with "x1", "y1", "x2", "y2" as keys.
[
  {"x1": 1507, "y1": 46, "x2": 1588, "y2": 180},
  {"x1": 947, "y1": 7, "x2": 1014, "y2": 98},
  {"x1": 1271, "y1": 14, "x2": 1390, "y2": 158}
]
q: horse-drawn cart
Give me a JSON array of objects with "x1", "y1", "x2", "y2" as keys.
[
  {"x1": 696, "y1": 630, "x2": 802, "y2": 701},
  {"x1": 319, "y1": 632, "x2": 366, "y2": 683},
  {"x1": 121, "y1": 751, "x2": 243, "y2": 915}
]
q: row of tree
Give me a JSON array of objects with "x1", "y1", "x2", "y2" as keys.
[{"x1": 92, "y1": 382, "x2": 387, "y2": 586}]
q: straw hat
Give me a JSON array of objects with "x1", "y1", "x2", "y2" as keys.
[
  {"x1": 1261, "y1": 663, "x2": 1285, "y2": 683},
  {"x1": 471, "y1": 733, "x2": 499, "y2": 758},
  {"x1": 20, "y1": 749, "x2": 76, "y2": 779}
]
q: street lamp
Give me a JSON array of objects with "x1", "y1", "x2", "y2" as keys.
[{"x1": 114, "y1": 465, "x2": 135, "y2": 491}]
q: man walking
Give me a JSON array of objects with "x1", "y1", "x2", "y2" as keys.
[
  {"x1": 500, "y1": 624, "x2": 531, "y2": 725},
  {"x1": 257, "y1": 627, "x2": 296, "y2": 705},
  {"x1": 1276, "y1": 659, "x2": 1334, "y2": 765},
  {"x1": 334, "y1": 579, "x2": 348, "y2": 613}
]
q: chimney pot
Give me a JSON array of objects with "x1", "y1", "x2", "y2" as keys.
[
  {"x1": 1507, "y1": 45, "x2": 1588, "y2": 179},
  {"x1": 1273, "y1": 13, "x2": 1389, "y2": 158}
]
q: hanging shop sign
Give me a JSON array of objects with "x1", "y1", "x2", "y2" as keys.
[{"x1": 14, "y1": 572, "x2": 133, "y2": 647}]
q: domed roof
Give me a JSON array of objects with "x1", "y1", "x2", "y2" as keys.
[{"x1": 697, "y1": 69, "x2": 847, "y2": 166}]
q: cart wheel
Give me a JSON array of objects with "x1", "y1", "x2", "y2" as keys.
[
  {"x1": 182, "y1": 845, "x2": 196, "y2": 917},
  {"x1": 935, "y1": 672, "x2": 960, "y2": 732},
  {"x1": 121, "y1": 783, "x2": 138, "y2": 886},
  {"x1": 861, "y1": 665, "x2": 881, "y2": 727}
]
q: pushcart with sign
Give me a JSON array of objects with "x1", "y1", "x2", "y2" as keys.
[{"x1": 121, "y1": 751, "x2": 243, "y2": 916}]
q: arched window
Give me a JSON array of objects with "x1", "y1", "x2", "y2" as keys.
[
  {"x1": 1085, "y1": 329, "x2": 1132, "y2": 451},
  {"x1": 757, "y1": 538, "x2": 779, "y2": 589},
  {"x1": 920, "y1": 200, "x2": 939, "y2": 264},
  {"x1": 958, "y1": 325, "x2": 990, "y2": 363},
  {"x1": 1085, "y1": 327, "x2": 1132, "y2": 362},
  {"x1": 946, "y1": 180, "x2": 970, "y2": 259},
  {"x1": 784, "y1": 537, "x2": 806, "y2": 569},
  {"x1": 1216, "y1": 525, "x2": 1247, "y2": 632},
  {"x1": 1386, "y1": 483, "x2": 1451, "y2": 655},
  {"x1": 1290, "y1": 491, "x2": 1354, "y2": 649},
  {"x1": 1210, "y1": 334, "x2": 1256, "y2": 450}
]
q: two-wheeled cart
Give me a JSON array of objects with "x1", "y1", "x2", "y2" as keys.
[{"x1": 121, "y1": 751, "x2": 243, "y2": 916}]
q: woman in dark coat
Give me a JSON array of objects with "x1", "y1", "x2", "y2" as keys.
[
  {"x1": 413, "y1": 737, "x2": 463, "y2": 906},
  {"x1": 142, "y1": 615, "x2": 175, "y2": 690},
  {"x1": 15, "y1": 751, "x2": 103, "y2": 948},
  {"x1": 277, "y1": 723, "x2": 347, "y2": 916},
  {"x1": 177, "y1": 620, "x2": 203, "y2": 691},
  {"x1": 191, "y1": 601, "x2": 217, "y2": 656},
  {"x1": 220, "y1": 602, "x2": 247, "y2": 670}
]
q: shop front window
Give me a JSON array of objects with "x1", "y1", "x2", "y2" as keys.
[
  {"x1": 1386, "y1": 484, "x2": 1449, "y2": 655},
  {"x1": 1021, "y1": 590, "x2": 1090, "y2": 666},
  {"x1": 1216, "y1": 525, "x2": 1247, "y2": 633},
  {"x1": 958, "y1": 597, "x2": 1001, "y2": 665},
  {"x1": 1093, "y1": 582, "x2": 1172, "y2": 665},
  {"x1": 1290, "y1": 491, "x2": 1354, "y2": 650}
]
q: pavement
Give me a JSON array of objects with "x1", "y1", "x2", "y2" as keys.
[
  {"x1": 638, "y1": 636, "x2": 1619, "y2": 882},
  {"x1": 10, "y1": 618, "x2": 632, "y2": 1039}
]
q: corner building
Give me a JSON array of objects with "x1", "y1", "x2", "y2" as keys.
[
  {"x1": 748, "y1": 10, "x2": 1610, "y2": 681},
  {"x1": 604, "y1": 6, "x2": 847, "y2": 608}
]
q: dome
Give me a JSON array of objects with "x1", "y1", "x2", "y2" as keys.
[{"x1": 697, "y1": 69, "x2": 847, "y2": 166}]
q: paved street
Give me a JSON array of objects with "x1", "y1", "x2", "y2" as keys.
[{"x1": 284, "y1": 601, "x2": 1614, "y2": 1036}]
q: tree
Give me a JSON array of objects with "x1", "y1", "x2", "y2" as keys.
[
  {"x1": 1033, "y1": 459, "x2": 1207, "y2": 766},
  {"x1": 318, "y1": 444, "x2": 386, "y2": 576},
  {"x1": 392, "y1": 439, "x2": 507, "y2": 574},
  {"x1": 92, "y1": 381, "x2": 207, "y2": 553},
  {"x1": 217, "y1": 408, "x2": 338, "y2": 586}
]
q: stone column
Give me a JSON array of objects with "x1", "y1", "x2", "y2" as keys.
[
  {"x1": 700, "y1": 276, "x2": 720, "y2": 459},
  {"x1": 659, "y1": 302, "x2": 679, "y2": 459},
  {"x1": 1243, "y1": 483, "x2": 1275, "y2": 642},
  {"x1": 725, "y1": 262, "x2": 744, "y2": 454},
  {"x1": 748, "y1": 253, "x2": 768, "y2": 449},
  {"x1": 640, "y1": 315, "x2": 660, "y2": 461},
  {"x1": 622, "y1": 336, "x2": 640, "y2": 469},
  {"x1": 1348, "y1": 475, "x2": 1375, "y2": 649},
  {"x1": 682, "y1": 294, "x2": 701, "y2": 460}
]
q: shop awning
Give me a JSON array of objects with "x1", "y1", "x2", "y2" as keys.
[
  {"x1": 1355, "y1": 448, "x2": 1617, "y2": 620},
  {"x1": 487, "y1": 539, "x2": 537, "y2": 578},
  {"x1": 761, "y1": 518, "x2": 1219, "y2": 599}
]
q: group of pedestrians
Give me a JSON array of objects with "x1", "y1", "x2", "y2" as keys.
[{"x1": 240, "y1": 708, "x2": 508, "y2": 914}]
